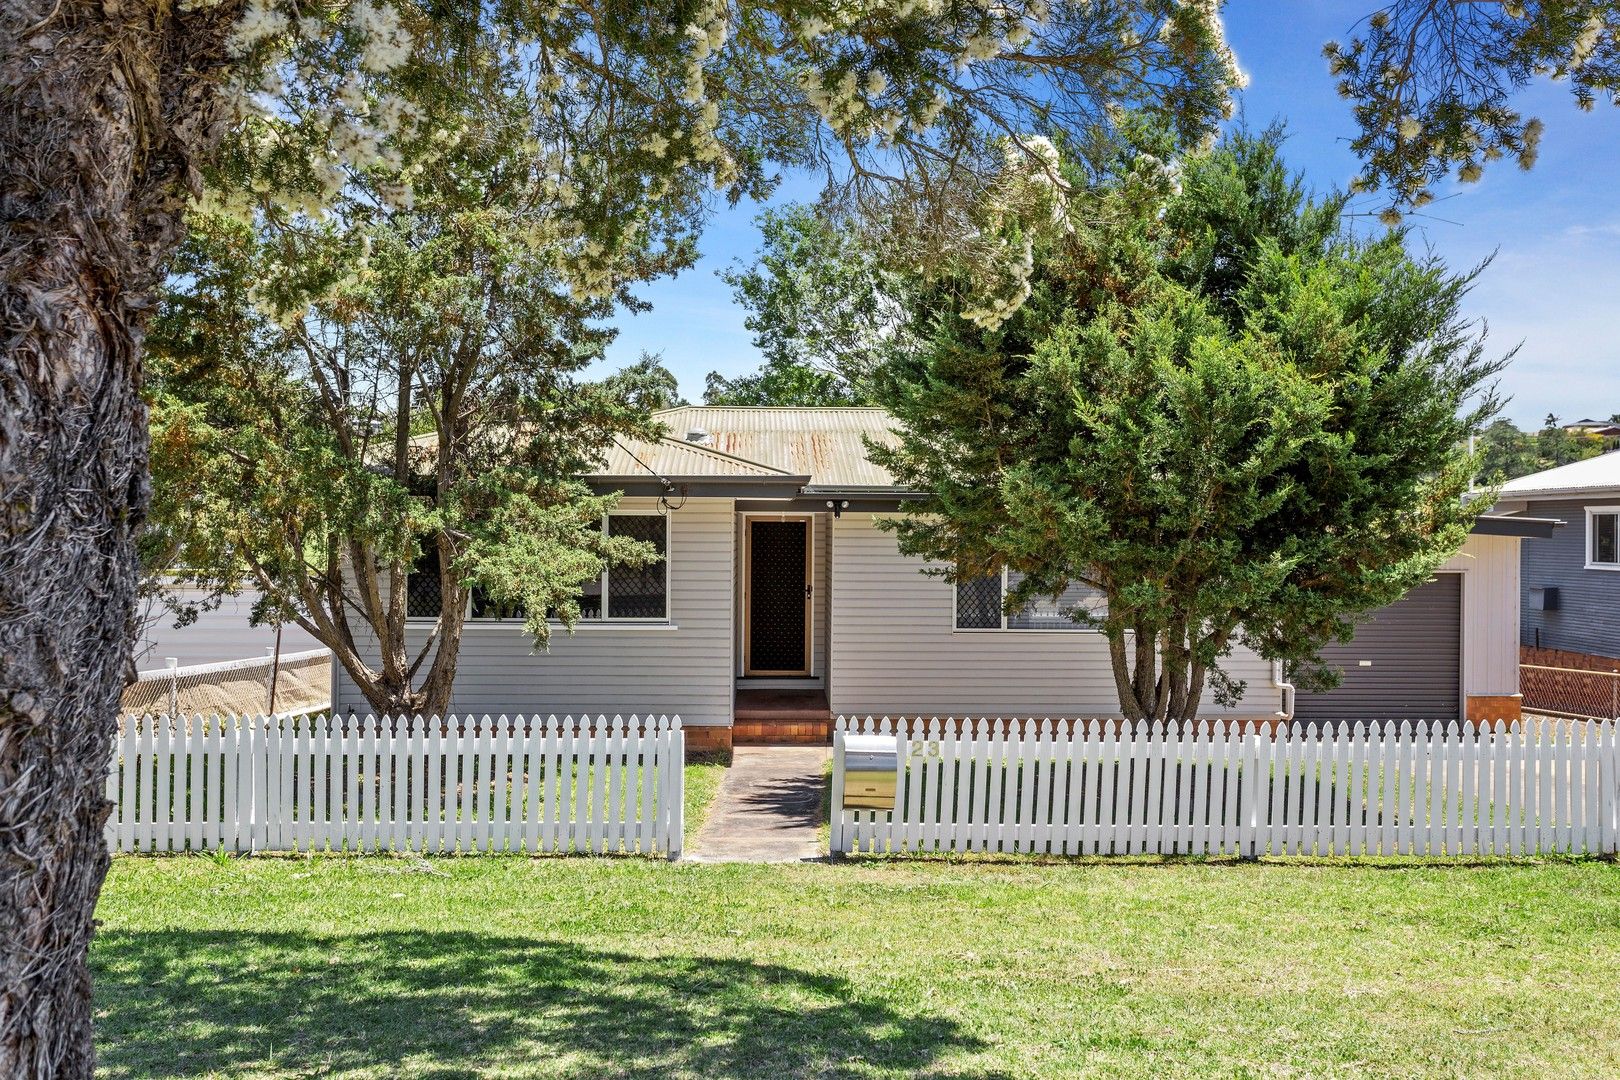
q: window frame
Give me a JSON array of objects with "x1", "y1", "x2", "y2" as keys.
[
  {"x1": 951, "y1": 568, "x2": 1104, "y2": 634},
  {"x1": 405, "y1": 509, "x2": 673, "y2": 625},
  {"x1": 1585, "y1": 505, "x2": 1620, "y2": 571},
  {"x1": 595, "y1": 510, "x2": 671, "y2": 623}
]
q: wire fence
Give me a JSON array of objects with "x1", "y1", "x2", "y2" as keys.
[
  {"x1": 1521, "y1": 663, "x2": 1620, "y2": 721},
  {"x1": 121, "y1": 648, "x2": 331, "y2": 720}
]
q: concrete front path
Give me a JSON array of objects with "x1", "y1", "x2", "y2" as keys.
[{"x1": 687, "y1": 746, "x2": 829, "y2": 863}]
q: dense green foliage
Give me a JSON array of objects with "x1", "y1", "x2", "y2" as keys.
[
  {"x1": 870, "y1": 130, "x2": 1505, "y2": 719},
  {"x1": 147, "y1": 18, "x2": 691, "y2": 715},
  {"x1": 147, "y1": 2, "x2": 1252, "y2": 715},
  {"x1": 706, "y1": 204, "x2": 910, "y2": 405},
  {"x1": 1475, "y1": 415, "x2": 1616, "y2": 483}
]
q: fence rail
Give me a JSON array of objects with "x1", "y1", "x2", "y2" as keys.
[
  {"x1": 107, "y1": 713, "x2": 684, "y2": 859},
  {"x1": 832, "y1": 716, "x2": 1620, "y2": 858}
]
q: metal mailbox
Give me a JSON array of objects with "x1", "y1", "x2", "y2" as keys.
[{"x1": 841, "y1": 733, "x2": 899, "y2": 810}]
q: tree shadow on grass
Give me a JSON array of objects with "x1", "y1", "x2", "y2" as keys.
[{"x1": 93, "y1": 930, "x2": 1003, "y2": 1079}]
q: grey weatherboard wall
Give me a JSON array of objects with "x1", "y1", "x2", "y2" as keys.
[
  {"x1": 1293, "y1": 574, "x2": 1463, "y2": 723},
  {"x1": 1514, "y1": 498, "x2": 1620, "y2": 659}
]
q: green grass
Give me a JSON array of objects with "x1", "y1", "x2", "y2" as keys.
[
  {"x1": 683, "y1": 752, "x2": 730, "y2": 841},
  {"x1": 94, "y1": 855, "x2": 1620, "y2": 1078}
]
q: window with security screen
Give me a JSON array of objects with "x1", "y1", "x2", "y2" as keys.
[
  {"x1": 955, "y1": 569, "x2": 1107, "y2": 631},
  {"x1": 954, "y1": 573, "x2": 1003, "y2": 629},
  {"x1": 406, "y1": 541, "x2": 443, "y2": 619},
  {"x1": 605, "y1": 514, "x2": 667, "y2": 618},
  {"x1": 1006, "y1": 572, "x2": 1107, "y2": 629},
  {"x1": 406, "y1": 513, "x2": 667, "y2": 622}
]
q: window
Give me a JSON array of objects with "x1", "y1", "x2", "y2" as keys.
[
  {"x1": 406, "y1": 512, "x2": 669, "y2": 621},
  {"x1": 603, "y1": 514, "x2": 667, "y2": 618},
  {"x1": 954, "y1": 569, "x2": 1106, "y2": 630},
  {"x1": 406, "y1": 539, "x2": 525, "y2": 621},
  {"x1": 1588, "y1": 507, "x2": 1620, "y2": 569},
  {"x1": 954, "y1": 573, "x2": 1003, "y2": 629}
]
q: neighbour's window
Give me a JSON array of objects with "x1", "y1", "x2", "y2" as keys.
[
  {"x1": 1590, "y1": 508, "x2": 1620, "y2": 568},
  {"x1": 954, "y1": 569, "x2": 1106, "y2": 630},
  {"x1": 406, "y1": 513, "x2": 669, "y2": 621}
]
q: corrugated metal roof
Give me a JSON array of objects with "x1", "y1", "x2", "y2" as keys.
[
  {"x1": 652, "y1": 406, "x2": 901, "y2": 489},
  {"x1": 590, "y1": 433, "x2": 797, "y2": 479},
  {"x1": 1499, "y1": 449, "x2": 1620, "y2": 498}
]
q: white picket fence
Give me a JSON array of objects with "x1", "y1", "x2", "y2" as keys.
[
  {"x1": 832, "y1": 716, "x2": 1620, "y2": 858},
  {"x1": 107, "y1": 713, "x2": 684, "y2": 858}
]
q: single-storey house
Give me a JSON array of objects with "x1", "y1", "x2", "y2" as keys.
[
  {"x1": 1495, "y1": 449, "x2": 1620, "y2": 664},
  {"x1": 333, "y1": 406, "x2": 1551, "y2": 746}
]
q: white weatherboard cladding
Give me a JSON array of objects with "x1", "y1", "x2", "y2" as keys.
[
  {"x1": 1441, "y1": 532, "x2": 1522, "y2": 698},
  {"x1": 332, "y1": 497, "x2": 735, "y2": 727},
  {"x1": 826, "y1": 514, "x2": 1283, "y2": 718}
]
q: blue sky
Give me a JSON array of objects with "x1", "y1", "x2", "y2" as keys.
[{"x1": 601, "y1": 4, "x2": 1620, "y2": 428}]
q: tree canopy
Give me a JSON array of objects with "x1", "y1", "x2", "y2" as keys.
[
  {"x1": 869, "y1": 129, "x2": 1505, "y2": 719},
  {"x1": 706, "y1": 204, "x2": 909, "y2": 406},
  {"x1": 1332, "y1": 1, "x2": 1620, "y2": 216},
  {"x1": 145, "y1": 17, "x2": 695, "y2": 716}
]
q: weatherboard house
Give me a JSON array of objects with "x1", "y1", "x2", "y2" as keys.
[
  {"x1": 1495, "y1": 449, "x2": 1620, "y2": 664},
  {"x1": 334, "y1": 407, "x2": 1551, "y2": 748}
]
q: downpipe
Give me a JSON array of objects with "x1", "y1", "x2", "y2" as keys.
[{"x1": 1271, "y1": 660, "x2": 1295, "y2": 722}]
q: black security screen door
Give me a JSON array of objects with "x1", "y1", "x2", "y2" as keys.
[{"x1": 747, "y1": 519, "x2": 809, "y2": 675}]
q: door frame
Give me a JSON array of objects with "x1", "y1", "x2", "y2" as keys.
[{"x1": 741, "y1": 513, "x2": 814, "y2": 676}]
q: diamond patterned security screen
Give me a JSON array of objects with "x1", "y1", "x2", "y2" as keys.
[
  {"x1": 955, "y1": 574, "x2": 1002, "y2": 629},
  {"x1": 606, "y1": 515, "x2": 667, "y2": 618},
  {"x1": 748, "y1": 519, "x2": 807, "y2": 672},
  {"x1": 406, "y1": 543, "x2": 442, "y2": 619}
]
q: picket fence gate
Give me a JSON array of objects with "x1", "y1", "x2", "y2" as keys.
[
  {"x1": 831, "y1": 716, "x2": 1620, "y2": 858},
  {"x1": 107, "y1": 713, "x2": 684, "y2": 858}
]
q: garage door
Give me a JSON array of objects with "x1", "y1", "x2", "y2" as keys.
[{"x1": 1294, "y1": 574, "x2": 1462, "y2": 724}]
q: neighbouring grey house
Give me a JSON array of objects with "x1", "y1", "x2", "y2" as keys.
[
  {"x1": 1495, "y1": 449, "x2": 1620, "y2": 662},
  {"x1": 137, "y1": 581, "x2": 321, "y2": 669},
  {"x1": 333, "y1": 406, "x2": 1549, "y2": 744}
]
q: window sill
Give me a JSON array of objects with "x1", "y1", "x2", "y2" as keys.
[
  {"x1": 951, "y1": 628, "x2": 1104, "y2": 635},
  {"x1": 1584, "y1": 562, "x2": 1620, "y2": 572},
  {"x1": 406, "y1": 618, "x2": 679, "y2": 631}
]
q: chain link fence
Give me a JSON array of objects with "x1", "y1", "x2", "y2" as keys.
[
  {"x1": 1521, "y1": 662, "x2": 1620, "y2": 721},
  {"x1": 121, "y1": 648, "x2": 331, "y2": 720}
]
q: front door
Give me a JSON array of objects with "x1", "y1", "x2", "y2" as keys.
[{"x1": 745, "y1": 518, "x2": 811, "y2": 676}]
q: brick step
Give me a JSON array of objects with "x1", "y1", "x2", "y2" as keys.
[
  {"x1": 733, "y1": 719, "x2": 833, "y2": 746},
  {"x1": 733, "y1": 708, "x2": 831, "y2": 723}
]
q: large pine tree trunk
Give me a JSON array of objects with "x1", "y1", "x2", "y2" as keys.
[{"x1": 1, "y1": 4, "x2": 236, "y2": 1073}]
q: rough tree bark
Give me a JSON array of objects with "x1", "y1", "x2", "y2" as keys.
[
  {"x1": 1104, "y1": 620, "x2": 1222, "y2": 722},
  {"x1": 0, "y1": 3, "x2": 238, "y2": 1074}
]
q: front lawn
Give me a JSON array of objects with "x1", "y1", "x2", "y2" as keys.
[{"x1": 94, "y1": 855, "x2": 1619, "y2": 1078}]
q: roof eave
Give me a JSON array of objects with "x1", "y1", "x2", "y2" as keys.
[{"x1": 1473, "y1": 515, "x2": 1563, "y2": 539}]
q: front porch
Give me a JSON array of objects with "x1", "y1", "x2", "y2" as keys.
[{"x1": 733, "y1": 688, "x2": 832, "y2": 746}]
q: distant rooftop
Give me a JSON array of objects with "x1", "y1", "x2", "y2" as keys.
[{"x1": 1499, "y1": 448, "x2": 1620, "y2": 499}]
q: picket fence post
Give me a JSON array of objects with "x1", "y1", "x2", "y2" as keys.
[{"x1": 667, "y1": 718, "x2": 685, "y2": 860}]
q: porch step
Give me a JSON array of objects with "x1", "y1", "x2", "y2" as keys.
[
  {"x1": 733, "y1": 719, "x2": 832, "y2": 746},
  {"x1": 733, "y1": 688, "x2": 832, "y2": 746}
]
